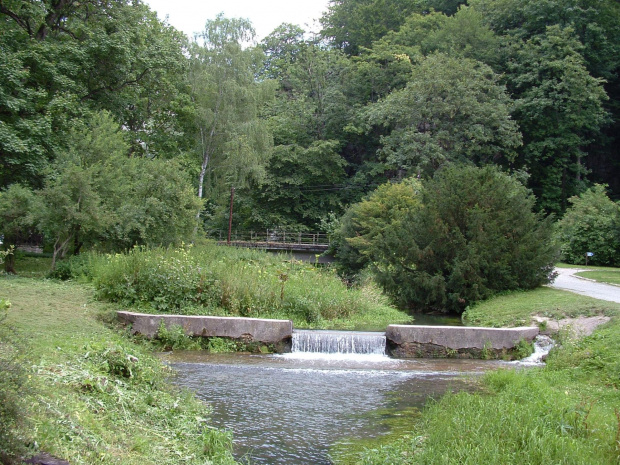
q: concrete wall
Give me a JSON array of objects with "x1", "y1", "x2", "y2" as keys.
[
  {"x1": 117, "y1": 311, "x2": 293, "y2": 344},
  {"x1": 386, "y1": 324, "x2": 539, "y2": 359}
]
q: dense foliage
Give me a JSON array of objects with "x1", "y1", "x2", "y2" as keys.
[
  {"x1": 337, "y1": 179, "x2": 422, "y2": 277},
  {"x1": 82, "y1": 244, "x2": 409, "y2": 329},
  {"x1": 340, "y1": 166, "x2": 557, "y2": 313},
  {"x1": 557, "y1": 185, "x2": 620, "y2": 266},
  {"x1": 1, "y1": 0, "x2": 618, "y2": 291}
]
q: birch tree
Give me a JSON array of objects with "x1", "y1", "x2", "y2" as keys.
[{"x1": 187, "y1": 15, "x2": 273, "y2": 210}]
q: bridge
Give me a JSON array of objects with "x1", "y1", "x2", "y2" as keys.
[{"x1": 208, "y1": 229, "x2": 333, "y2": 263}]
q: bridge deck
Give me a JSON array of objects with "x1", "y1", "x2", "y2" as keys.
[{"x1": 218, "y1": 240, "x2": 329, "y2": 253}]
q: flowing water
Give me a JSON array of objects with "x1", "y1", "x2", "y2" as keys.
[
  {"x1": 290, "y1": 329, "x2": 387, "y2": 356},
  {"x1": 164, "y1": 329, "x2": 505, "y2": 464}
]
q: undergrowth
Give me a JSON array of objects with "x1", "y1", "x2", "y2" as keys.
[
  {"x1": 155, "y1": 322, "x2": 253, "y2": 353},
  {"x1": 78, "y1": 244, "x2": 410, "y2": 329}
]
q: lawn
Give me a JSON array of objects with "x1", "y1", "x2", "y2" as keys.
[
  {"x1": 575, "y1": 270, "x2": 620, "y2": 286},
  {"x1": 0, "y1": 276, "x2": 237, "y2": 464},
  {"x1": 463, "y1": 286, "x2": 620, "y2": 327}
]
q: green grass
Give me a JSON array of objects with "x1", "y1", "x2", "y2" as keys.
[
  {"x1": 12, "y1": 253, "x2": 53, "y2": 278},
  {"x1": 0, "y1": 276, "x2": 237, "y2": 464},
  {"x1": 575, "y1": 270, "x2": 620, "y2": 285},
  {"x1": 462, "y1": 287, "x2": 620, "y2": 327},
  {"x1": 556, "y1": 262, "x2": 620, "y2": 271},
  {"x1": 340, "y1": 317, "x2": 620, "y2": 464},
  {"x1": 86, "y1": 244, "x2": 411, "y2": 330}
]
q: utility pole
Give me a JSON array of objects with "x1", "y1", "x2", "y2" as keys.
[{"x1": 227, "y1": 186, "x2": 235, "y2": 244}]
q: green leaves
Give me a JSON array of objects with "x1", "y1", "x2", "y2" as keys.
[
  {"x1": 365, "y1": 53, "x2": 521, "y2": 176},
  {"x1": 339, "y1": 165, "x2": 557, "y2": 312},
  {"x1": 187, "y1": 15, "x2": 273, "y2": 204},
  {"x1": 251, "y1": 140, "x2": 348, "y2": 228},
  {"x1": 557, "y1": 184, "x2": 620, "y2": 266},
  {"x1": 508, "y1": 26, "x2": 608, "y2": 213}
]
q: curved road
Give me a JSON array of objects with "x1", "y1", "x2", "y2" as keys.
[{"x1": 549, "y1": 268, "x2": 620, "y2": 303}]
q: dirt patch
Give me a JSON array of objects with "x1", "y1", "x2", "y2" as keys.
[{"x1": 533, "y1": 315, "x2": 610, "y2": 338}]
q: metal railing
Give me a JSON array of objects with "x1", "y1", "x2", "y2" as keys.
[{"x1": 207, "y1": 229, "x2": 330, "y2": 246}]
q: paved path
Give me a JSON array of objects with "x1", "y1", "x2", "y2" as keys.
[{"x1": 549, "y1": 268, "x2": 620, "y2": 303}]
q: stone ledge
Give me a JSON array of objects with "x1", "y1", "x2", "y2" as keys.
[
  {"x1": 117, "y1": 311, "x2": 293, "y2": 344},
  {"x1": 386, "y1": 324, "x2": 539, "y2": 358}
]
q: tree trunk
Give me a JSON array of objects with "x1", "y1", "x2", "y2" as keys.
[
  {"x1": 51, "y1": 235, "x2": 72, "y2": 271},
  {"x1": 3, "y1": 248, "x2": 16, "y2": 274}
]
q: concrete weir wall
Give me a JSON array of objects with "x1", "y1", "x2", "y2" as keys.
[
  {"x1": 386, "y1": 324, "x2": 539, "y2": 359},
  {"x1": 117, "y1": 311, "x2": 293, "y2": 345}
]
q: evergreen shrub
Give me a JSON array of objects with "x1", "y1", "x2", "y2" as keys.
[{"x1": 340, "y1": 165, "x2": 558, "y2": 313}]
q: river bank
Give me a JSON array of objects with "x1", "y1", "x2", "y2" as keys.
[
  {"x1": 342, "y1": 287, "x2": 620, "y2": 464},
  {"x1": 0, "y1": 277, "x2": 237, "y2": 464},
  {"x1": 3, "y1": 258, "x2": 620, "y2": 464}
]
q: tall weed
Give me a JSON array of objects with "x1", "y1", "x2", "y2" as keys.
[{"x1": 91, "y1": 244, "x2": 406, "y2": 327}]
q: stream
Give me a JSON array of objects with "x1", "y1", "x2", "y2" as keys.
[{"x1": 164, "y1": 351, "x2": 501, "y2": 464}]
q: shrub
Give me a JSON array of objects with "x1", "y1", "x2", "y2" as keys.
[
  {"x1": 91, "y1": 244, "x2": 404, "y2": 327},
  {"x1": 336, "y1": 178, "x2": 422, "y2": 278},
  {"x1": 343, "y1": 165, "x2": 558, "y2": 313},
  {"x1": 47, "y1": 253, "x2": 102, "y2": 281},
  {"x1": 556, "y1": 184, "x2": 620, "y2": 266}
]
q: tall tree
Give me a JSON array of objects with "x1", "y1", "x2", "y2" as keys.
[
  {"x1": 362, "y1": 53, "x2": 521, "y2": 176},
  {"x1": 508, "y1": 26, "x2": 608, "y2": 213},
  {"x1": 470, "y1": 0, "x2": 620, "y2": 202},
  {"x1": 321, "y1": 0, "x2": 420, "y2": 56},
  {"x1": 186, "y1": 15, "x2": 273, "y2": 209},
  {"x1": 0, "y1": 0, "x2": 190, "y2": 188},
  {"x1": 320, "y1": 0, "x2": 466, "y2": 55}
]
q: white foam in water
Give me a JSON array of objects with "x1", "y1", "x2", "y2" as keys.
[
  {"x1": 285, "y1": 329, "x2": 389, "y2": 361},
  {"x1": 279, "y1": 352, "x2": 390, "y2": 362},
  {"x1": 514, "y1": 335, "x2": 555, "y2": 366}
]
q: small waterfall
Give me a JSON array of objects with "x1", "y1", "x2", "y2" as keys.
[
  {"x1": 291, "y1": 330, "x2": 387, "y2": 357},
  {"x1": 516, "y1": 335, "x2": 555, "y2": 366}
]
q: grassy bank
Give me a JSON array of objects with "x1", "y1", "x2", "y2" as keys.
[
  {"x1": 0, "y1": 277, "x2": 237, "y2": 464},
  {"x1": 336, "y1": 288, "x2": 620, "y2": 464},
  {"x1": 575, "y1": 270, "x2": 620, "y2": 285},
  {"x1": 463, "y1": 287, "x2": 620, "y2": 327},
  {"x1": 66, "y1": 244, "x2": 411, "y2": 330}
]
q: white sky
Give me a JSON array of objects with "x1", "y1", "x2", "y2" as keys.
[{"x1": 144, "y1": 0, "x2": 331, "y2": 41}]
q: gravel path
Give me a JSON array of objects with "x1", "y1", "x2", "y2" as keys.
[{"x1": 549, "y1": 268, "x2": 620, "y2": 303}]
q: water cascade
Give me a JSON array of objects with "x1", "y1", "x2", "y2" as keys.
[
  {"x1": 290, "y1": 329, "x2": 387, "y2": 357},
  {"x1": 516, "y1": 335, "x2": 555, "y2": 366}
]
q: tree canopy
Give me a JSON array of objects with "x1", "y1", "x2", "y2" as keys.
[{"x1": 1, "y1": 0, "x2": 619, "y2": 284}]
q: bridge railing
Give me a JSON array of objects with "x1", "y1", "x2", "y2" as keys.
[{"x1": 207, "y1": 229, "x2": 330, "y2": 246}]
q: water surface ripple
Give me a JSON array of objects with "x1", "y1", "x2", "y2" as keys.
[{"x1": 166, "y1": 353, "x2": 499, "y2": 464}]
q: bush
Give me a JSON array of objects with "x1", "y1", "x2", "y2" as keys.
[
  {"x1": 90, "y1": 244, "x2": 405, "y2": 328},
  {"x1": 556, "y1": 184, "x2": 620, "y2": 266},
  {"x1": 336, "y1": 179, "x2": 422, "y2": 278},
  {"x1": 47, "y1": 253, "x2": 102, "y2": 281},
  {"x1": 342, "y1": 165, "x2": 558, "y2": 313}
]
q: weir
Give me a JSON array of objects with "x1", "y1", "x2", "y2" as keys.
[
  {"x1": 291, "y1": 329, "x2": 387, "y2": 356},
  {"x1": 118, "y1": 311, "x2": 541, "y2": 359}
]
